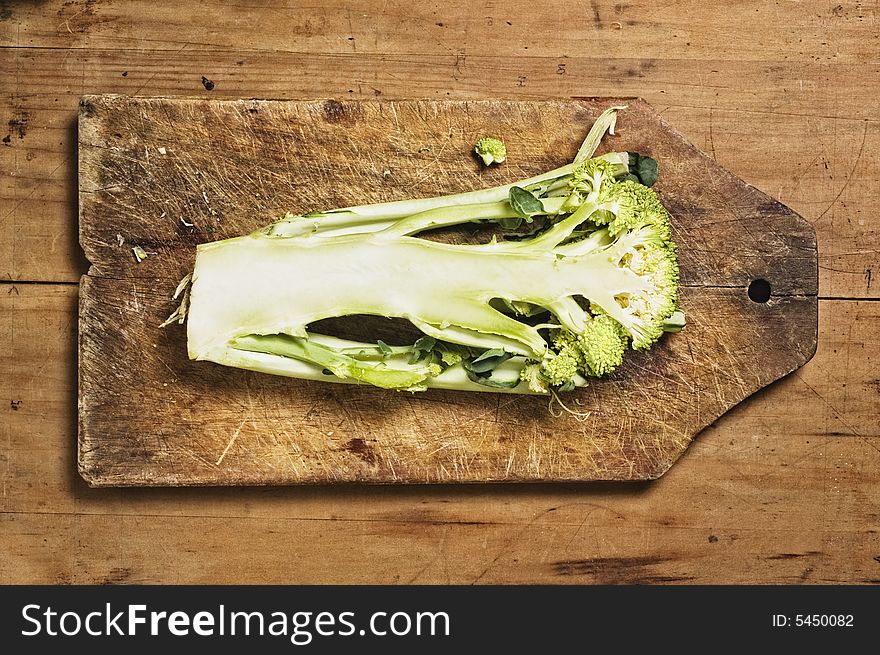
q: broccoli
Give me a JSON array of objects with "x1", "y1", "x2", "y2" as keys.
[
  {"x1": 474, "y1": 137, "x2": 507, "y2": 166},
  {"x1": 178, "y1": 106, "x2": 684, "y2": 395}
]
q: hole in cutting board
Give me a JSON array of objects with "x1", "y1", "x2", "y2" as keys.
[{"x1": 748, "y1": 279, "x2": 771, "y2": 303}]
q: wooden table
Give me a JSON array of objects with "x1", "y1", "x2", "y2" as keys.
[{"x1": 2, "y1": 1, "x2": 878, "y2": 584}]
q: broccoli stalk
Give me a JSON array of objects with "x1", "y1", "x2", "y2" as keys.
[
  {"x1": 263, "y1": 106, "x2": 628, "y2": 239},
  {"x1": 181, "y1": 106, "x2": 684, "y2": 395}
]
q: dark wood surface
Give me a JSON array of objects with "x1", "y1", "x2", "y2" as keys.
[
  {"x1": 77, "y1": 96, "x2": 816, "y2": 485},
  {"x1": 2, "y1": 0, "x2": 877, "y2": 583}
]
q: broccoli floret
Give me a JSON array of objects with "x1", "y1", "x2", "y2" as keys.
[
  {"x1": 519, "y1": 362, "x2": 550, "y2": 394},
  {"x1": 527, "y1": 311, "x2": 628, "y2": 392},
  {"x1": 540, "y1": 344, "x2": 580, "y2": 387},
  {"x1": 545, "y1": 165, "x2": 680, "y2": 355},
  {"x1": 597, "y1": 179, "x2": 671, "y2": 239},
  {"x1": 578, "y1": 311, "x2": 629, "y2": 376},
  {"x1": 181, "y1": 106, "x2": 684, "y2": 397},
  {"x1": 474, "y1": 137, "x2": 507, "y2": 166}
]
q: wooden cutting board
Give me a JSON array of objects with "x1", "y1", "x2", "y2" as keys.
[{"x1": 77, "y1": 96, "x2": 817, "y2": 486}]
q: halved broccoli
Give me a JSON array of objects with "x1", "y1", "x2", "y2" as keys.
[{"x1": 176, "y1": 106, "x2": 684, "y2": 395}]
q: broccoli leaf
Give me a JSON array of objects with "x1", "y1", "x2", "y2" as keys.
[
  {"x1": 508, "y1": 186, "x2": 544, "y2": 221},
  {"x1": 412, "y1": 335, "x2": 437, "y2": 353},
  {"x1": 464, "y1": 348, "x2": 513, "y2": 374},
  {"x1": 626, "y1": 152, "x2": 659, "y2": 187},
  {"x1": 408, "y1": 335, "x2": 438, "y2": 364},
  {"x1": 635, "y1": 156, "x2": 658, "y2": 187}
]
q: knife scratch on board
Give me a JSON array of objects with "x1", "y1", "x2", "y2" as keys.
[{"x1": 216, "y1": 418, "x2": 247, "y2": 466}]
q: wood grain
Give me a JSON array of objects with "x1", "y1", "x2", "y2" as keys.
[
  {"x1": 76, "y1": 96, "x2": 817, "y2": 485},
  {"x1": 4, "y1": 284, "x2": 878, "y2": 583},
  {"x1": 2, "y1": 1, "x2": 877, "y2": 63},
  {"x1": 2, "y1": 48, "x2": 877, "y2": 296}
]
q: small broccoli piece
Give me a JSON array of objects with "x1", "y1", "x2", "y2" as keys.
[
  {"x1": 662, "y1": 308, "x2": 686, "y2": 333},
  {"x1": 474, "y1": 137, "x2": 507, "y2": 166},
  {"x1": 132, "y1": 245, "x2": 148, "y2": 263},
  {"x1": 519, "y1": 362, "x2": 550, "y2": 394}
]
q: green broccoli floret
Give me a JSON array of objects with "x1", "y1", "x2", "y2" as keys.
[
  {"x1": 526, "y1": 311, "x2": 628, "y2": 392},
  {"x1": 577, "y1": 311, "x2": 629, "y2": 376},
  {"x1": 662, "y1": 308, "x2": 686, "y2": 333},
  {"x1": 474, "y1": 137, "x2": 507, "y2": 166},
  {"x1": 596, "y1": 178, "x2": 671, "y2": 238},
  {"x1": 540, "y1": 340, "x2": 581, "y2": 387}
]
